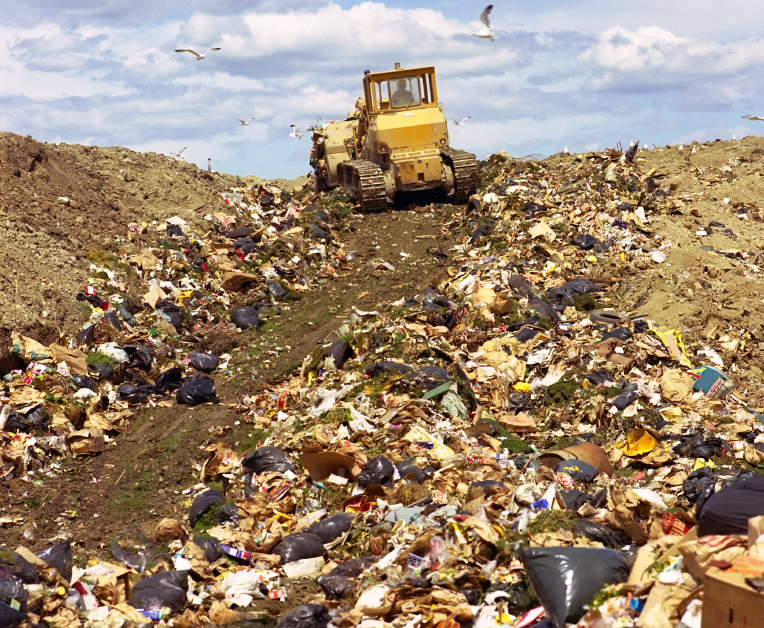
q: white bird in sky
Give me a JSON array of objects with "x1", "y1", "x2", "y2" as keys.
[
  {"x1": 472, "y1": 5, "x2": 506, "y2": 40},
  {"x1": 452, "y1": 117, "x2": 471, "y2": 126},
  {"x1": 744, "y1": 115, "x2": 764, "y2": 121},
  {"x1": 289, "y1": 125, "x2": 303, "y2": 139},
  {"x1": 238, "y1": 117, "x2": 255, "y2": 125},
  {"x1": 170, "y1": 147, "x2": 187, "y2": 160},
  {"x1": 175, "y1": 47, "x2": 221, "y2": 60}
]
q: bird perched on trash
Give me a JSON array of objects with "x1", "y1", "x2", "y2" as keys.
[
  {"x1": 563, "y1": 146, "x2": 570, "y2": 155},
  {"x1": 207, "y1": 158, "x2": 212, "y2": 172},
  {"x1": 289, "y1": 125, "x2": 303, "y2": 139},
  {"x1": 175, "y1": 47, "x2": 221, "y2": 60},
  {"x1": 744, "y1": 115, "x2": 764, "y2": 121},
  {"x1": 170, "y1": 147, "x2": 187, "y2": 160},
  {"x1": 472, "y1": 5, "x2": 506, "y2": 40},
  {"x1": 733, "y1": 134, "x2": 737, "y2": 141},
  {"x1": 452, "y1": 117, "x2": 471, "y2": 126},
  {"x1": 678, "y1": 144, "x2": 684, "y2": 152},
  {"x1": 629, "y1": 139, "x2": 634, "y2": 149},
  {"x1": 238, "y1": 118, "x2": 255, "y2": 125}
]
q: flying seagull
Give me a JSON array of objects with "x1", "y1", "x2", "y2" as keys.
[
  {"x1": 472, "y1": 5, "x2": 506, "y2": 40},
  {"x1": 175, "y1": 47, "x2": 221, "y2": 60},
  {"x1": 744, "y1": 115, "x2": 764, "y2": 121},
  {"x1": 238, "y1": 117, "x2": 255, "y2": 125},
  {"x1": 452, "y1": 117, "x2": 471, "y2": 126},
  {"x1": 170, "y1": 147, "x2": 187, "y2": 160},
  {"x1": 289, "y1": 125, "x2": 303, "y2": 139}
]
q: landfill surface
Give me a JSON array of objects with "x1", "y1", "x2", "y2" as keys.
[{"x1": 5, "y1": 132, "x2": 764, "y2": 628}]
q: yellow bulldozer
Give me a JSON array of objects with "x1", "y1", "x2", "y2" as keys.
[{"x1": 310, "y1": 63, "x2": 478, "y2": 211}]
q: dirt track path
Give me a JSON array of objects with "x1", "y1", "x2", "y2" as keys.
[{"x1": 1, "y1": 204, "x2": 460, "y2": 557}]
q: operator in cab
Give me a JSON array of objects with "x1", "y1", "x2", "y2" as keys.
[{"x1": 391, "y1": 79, "x2": 414, "y2": 107}]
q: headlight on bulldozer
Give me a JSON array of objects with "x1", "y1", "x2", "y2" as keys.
[
  {"x1": 439, "y1": 138, "x2": 446, "y2": 145},
  {"x1": 378, "y1": 144, "x2": 389, "y2": 153}
]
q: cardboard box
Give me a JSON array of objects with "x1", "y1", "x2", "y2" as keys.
[{"x1": 702, "y1": 557, "x2": 764, "y2": 628}]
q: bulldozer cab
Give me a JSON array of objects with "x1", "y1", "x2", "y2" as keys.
[{"x1": 363, "y1": 67, "x2": 438, "y2": 115}]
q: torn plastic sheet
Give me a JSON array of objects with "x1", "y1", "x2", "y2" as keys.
[{"x1": 310, "y1": 385, "x2": 355, "y2": 417}]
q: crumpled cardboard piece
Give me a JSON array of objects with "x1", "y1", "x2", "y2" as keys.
[
  {"x1": 635, "y1": 582, "x2": 691, "y2": 628},
  {"x1": 10, "y1": 331, "x2": 51, "y2": 362},
  {"x1": 528, "y1": 221, "x2": 556, "y2": 242},
  {"x1": 201, "y1": 443, "x2": 238, "y2": 480},
  {"x1": 604, "y1": 486, "x2": 665, "y2": 544},
  {"x1": 221, "y1": 271, "x2": 261, "y2": 291},
  {"x1": 299, "y1": 450, "x2": 356, "y2": 481},
  {"x1": 143, "y1": 285, "x2": 168, "y2": 309},
  {"x1": 677, "y1": 534, "x2": 747, "y2": 580},
  {"x1": 538, "y1": 441, "x2": 613, "y2": 477},
  {"x1": 471, "y1": 286, "x2": 516, "y2": 316},
  {"x1": 130, "y1": 248, "x2": 159, "y2": 269},
  {"x1": 152, "y1": 518, "x2": 187, "y2": 544},
  {"x1": 48, "y1": 344, "x2": 89, "y2": 374},
  {"x1": 659, "y1": 369, "x2": 695, "y2": 403},
  {"x1": 66, "y1": 428, "x2": 105, "y2": 455}
]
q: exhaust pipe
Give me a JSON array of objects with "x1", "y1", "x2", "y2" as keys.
[{"x1": 394, "y1": 62, "x2": 401, "y2": 70}]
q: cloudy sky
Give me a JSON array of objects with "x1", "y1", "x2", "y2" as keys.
[{"x1": 2, "y1": 1, "x2": 764, "y2": 179}]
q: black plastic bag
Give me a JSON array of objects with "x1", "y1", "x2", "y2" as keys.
[
  {"x1": 0, "y1": 552, "x2": 38, "y2": 585},
  {"x1": 358, "y1": 456, "x2": 395, "y2": 488},
  {"x1": 585, "y1": 370, "x2": 613, "y2": 386},
  {"x1": 90, "y1": 363, "x2": 115, "y2": 380},
  {"x1": 275, "y1": 604, "x2": 330, "y2": 628},
  {"x1": 571, "y1": 520, "x2": 628, "y2": 549},
  {"x1": 527, "y1": 298, "x2": 559, "y2": 323},
  {"x1": 0, "y1": 569, "x2": 27, "y2": 612},
  {"x1": 192, "y1": 536, "x2": 223, "y2": 563},
  {"x1": 560, "y1": 488, "x2": 608, "y2": 511},
  {"x1": 231, "y1": 306, "x2": 260, "y2": 330},
  {"x1": 4, "y1": 406, "x2": 47, "y2": 433},
  {"x1": 271, "y1": 532, "x2": 326, "y2": 564},
  {"x1": 128, "y1": 570, "x2": 189, "y2": 613},
  {"x1": 214, "y1": 503, "x2": 242, "y2": 526},
  {"x1": 37, "y1": 540, "x2": 72, "y2": 581},
  {"x1": 176, "y1": 378, "x2": 219, "y2": 406},
  {"x1": 602, "y1": 327, "x2": 632, "y2": 341},
  {"x1": 397, "y1": 459, "x2": 435, "y2": 483},
  {"x1": 684, "y1": 467, "x2": 715, "y2": 504},
  {"x1": 364, "y1": 360, "x2": 414, "y2": 378},
  {"x1": 111, "y1": 529, "x2": 167, "y2": 573},
  {"x1": 188, "y1": 490, "x2": 224, "y2": 527},
  {"x1": 69, "y1": 374, "x2": 96, "y2": 391},
  {"x1": 548, "y1": 279, "x2": 602, "y2": 305},
  {"x1": 508, "y1": 273, "x2": 539, "y2": 299},
  {"x1": 188, "y1": 353, "x2": 219, "y2": 373},
  {"x1": 327, "y1": 340, "x2": 352, "y2": 369},
  {"x1": 319, "y1": 558, "x2": 373, "y2": 599},
  {"x1": 233, "y1": 238, "x2": 257, "y2": 255},
  {"x1": 572, "y1": 234, "x2": 599, "y2": 250},
  {"x1": 154, "y1": 367, "x2": 184, "y2": 392},
  {"x1": 76, "y1": 324, "x2": 96, "y2": 345},
  {"x1": 241, "y1": 446, "x2": 295, "y2": 474},
  {"x1": 155, "y1": 299, "x2": 182, "y2": 329},
  {"x1": 117, "y1": 385, "x2": 151, "y2": 404},
  {"x1": 0, "y1": 600, "x2": 27, "y2": 628},
  {"x1": 102, "y1": 310, "x2": 124, "y2": 331},
  {"x1": 611, "y1": 390, "x2": 638, "y2": 411},
  {"x1": 555, "y1": 459, "x2": 598, "y2": 483},
  {"x1": 309, "y1": 513, "x2": 355, "y2": 544},
  {"x1": 521, "y1": 546, "x2": 630, "y2": 628},
  {"x1": 124, "y1": 345, "x2": 152, "y2": 370},
  {"x1": 268, "y1": 281, "x2": 288, "y2": 301},
  {"x1": 697, "y1": 473, "x2": 764, "y2": 536}
]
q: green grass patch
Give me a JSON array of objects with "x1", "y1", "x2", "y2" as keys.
[
  {"x1": 526, "y1": 509, "x2": 576, "y2": 535},
  {"x1": 86, "y1": 248, "x2": 118, "y2": 265},
  {"x1": 87, "y1": 351, "x2": 114, "y2": 366}
]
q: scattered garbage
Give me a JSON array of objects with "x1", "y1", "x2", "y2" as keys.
[{"x1": 7, "y1": 138, "x2": 764, "y2": 628}]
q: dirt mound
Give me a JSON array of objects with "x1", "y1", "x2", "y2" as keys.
[{"x1": 0, "y1": 132, "x2": 238, "y2": 370}]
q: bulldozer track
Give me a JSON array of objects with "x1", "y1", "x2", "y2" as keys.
[
  {"x1": 441, "y1": 148, "x2": 478, "y2": 203},
  {"x1": 339, "y1": 160, "x2": 388, "y2": 212}
]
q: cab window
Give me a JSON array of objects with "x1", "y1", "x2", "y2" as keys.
[{"x1": 389, "y1": 76, "x2": 421, "y2": 108}]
